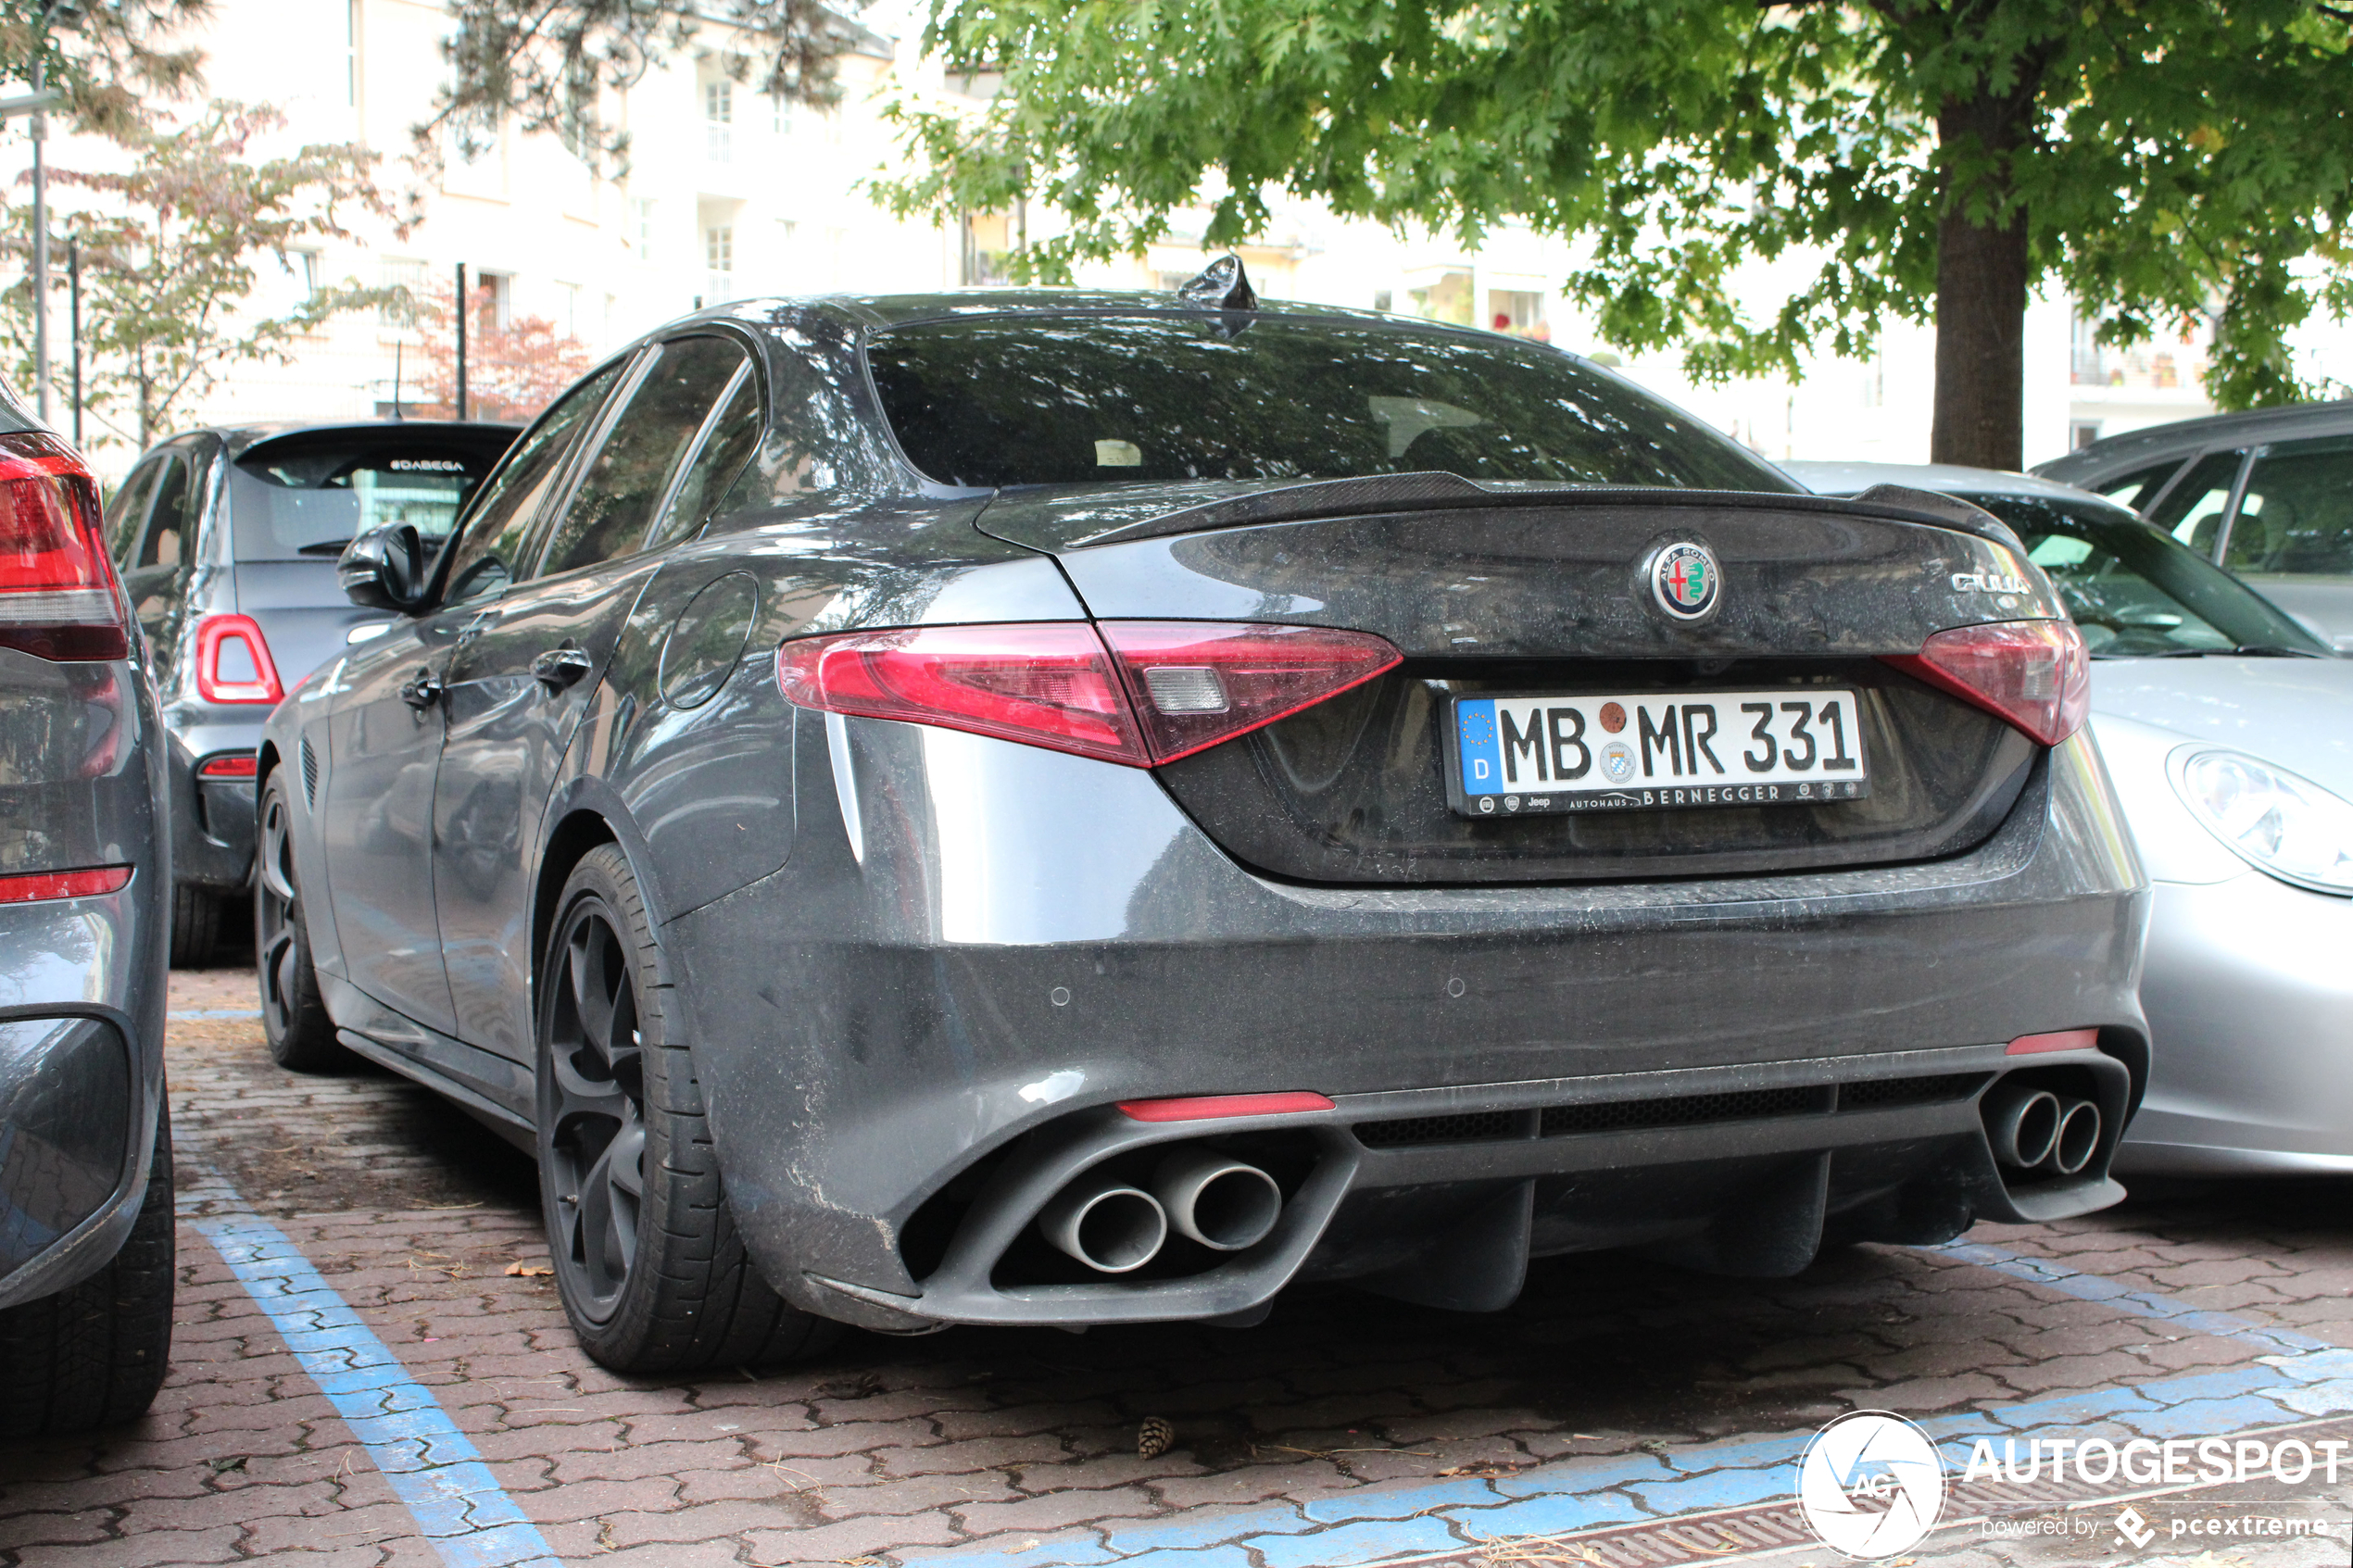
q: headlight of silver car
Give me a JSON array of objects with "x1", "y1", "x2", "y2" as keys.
[{"x1": 2171, "y1": 748, "x2": 2353, "y2": 895}]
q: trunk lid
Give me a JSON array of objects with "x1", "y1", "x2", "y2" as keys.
[{"x1": 978, "y1": 479, "x2": 2061, "y2": 884}]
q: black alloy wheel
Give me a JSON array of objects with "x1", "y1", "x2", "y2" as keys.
[
  {"x1": 534, "y1": 846, "x2": 835, "y2": 1372},
  {"x1": 540, "y1": 898, "x2": 648, "y2": 1323},
  {"x1": 254, "y1": 772, "x2": 341, "y2": 1072}
]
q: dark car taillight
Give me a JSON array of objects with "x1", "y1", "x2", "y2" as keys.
[
  {"x1": 1881, "y1": 620, "x2": 2090, "y2": 747},
  {"x1": 776, "y1": 621, "x2": 1403, "y2": 767},
  {"x1": 0, "y1": 433, "x2": 126, "y2": 662},
  {"x1": 193, "y1": 613, "x2": 285, "y2": 705}
]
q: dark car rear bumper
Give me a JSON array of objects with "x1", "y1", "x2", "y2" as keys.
[
  {"x1": 0, "y1": 866, "x2": 170, "y2": 1311},
  {"x1": 163, "y1": 713, "x2": 265, "y2": 894},
  {"x1": 661, "y1": 710, "x2": 2148, "y2": 1331}
]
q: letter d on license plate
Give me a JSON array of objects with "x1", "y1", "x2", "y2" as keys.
[{"x1": 1444, "y1": 690, "x2": 1870, "y2": 817}]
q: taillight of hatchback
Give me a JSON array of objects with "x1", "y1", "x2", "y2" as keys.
[
  {"x1": 193, "y1": 613, "x2": 284, "y2": 705},
  {"x1": 776, "y1": 621, "x2": 1403, "y2": 766},
  {"x1": 0, "y1": 433, "x2": 126, "y2": 662}
]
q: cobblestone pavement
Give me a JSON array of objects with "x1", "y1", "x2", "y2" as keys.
[{"x1": 4, "y1": 968, "x2": 2352, "y2": 1567}]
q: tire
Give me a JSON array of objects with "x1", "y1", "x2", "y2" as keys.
[
  {"x1": 255, "y1": 772, "x2": 345, "y2": 1073},
  {"x1": 536, "y1": 844, "x2": 836, "y2": 1374},
  {"x1": 169, "y1": 884, "x2": 220, "y2": 968},
  {"x1": 0, "y1": 1107, "x2": 176, "y2": 1434}
]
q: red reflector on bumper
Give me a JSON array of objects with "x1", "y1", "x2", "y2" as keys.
[
  {"x1": 2007, "y1": 1028, "x2": 2098, "y2": 1055},
  {"x1": 1117, "y1": 1091, "x2": 1335, "y2": 1123},
  {"x1": 0, "y1": 865, "x2": 132, "y2": 904},
  {"x1": 197, "y1": 753, "x2": 258, "y2": 779}
]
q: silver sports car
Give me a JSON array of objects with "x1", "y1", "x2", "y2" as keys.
[{"x1": 1793, "y1": 462, "x2": 2351, "y2": 1174}]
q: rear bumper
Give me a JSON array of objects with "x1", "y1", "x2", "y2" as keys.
[
  {"x1": 163, "y1": 711, "x2": 264, "y2": 894},
  {"x1": 664, "y1": 713, "x2": 2148, "y2": 1329},
  {"x1": 2116, "y1": 871, "x2": 2353, "y2": 1174},
  {"x1": 0, "y1": 874, "x2": 170, "y2": 1311}
]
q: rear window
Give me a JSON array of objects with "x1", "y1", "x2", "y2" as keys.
[
  {"x1": 227, "y1": 431, "x2": 512, "y2": 561},
  {"x1": 864, "y1": 313, "x2": 1795, "y2": 493}
]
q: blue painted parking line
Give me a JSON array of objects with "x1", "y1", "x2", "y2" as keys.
[
  {"x1": 1933, "y1": 1238, "x2": 2335, "y2": 1356},
  {"x1": 178, "y1": 1170, "x2": 566, "y2": 1568},
  {"x1": 902, "y1": 1242, "x2": 2353, "y2": 1568}
]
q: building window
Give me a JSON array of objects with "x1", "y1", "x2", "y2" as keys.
[
  {"x1": 1487, "y1": 288, "x2": 1546, "y2": 339},
  {"x1": 290, "y1": 248, "x2": 321, "y2": 301},
  {"x1": 704, "y1": 79, "x2": 734, "y2": 163},
  {"x1": 773, "y1": 94, "x2": 793, "y2": 136},
  {"x1": 631, "y1": 198, "x2": 656, "y2": 262},
  {"x1": 2072, "y1": 420, "x2": 2104, "y2": 450},
  {"x1": 474, "y1": 271, "x2": 512, "y2": 333},
  {"x1": 378, "y1": 258, "x2": 426, "y2": 327},
  {"x1": 706, "y1": 225, "x2": 734, "y2": 304}
]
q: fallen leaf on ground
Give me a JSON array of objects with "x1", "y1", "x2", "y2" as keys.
[{"x1": 503, "y1": 1261, "x2": 553, "y2": 1277}]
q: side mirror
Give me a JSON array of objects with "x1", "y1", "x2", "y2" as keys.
[{"x1": 337, "y1": 523, "x2": 427, "y2": 613}]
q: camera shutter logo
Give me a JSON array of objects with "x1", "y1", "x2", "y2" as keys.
[
  {"x1": 1650, "y1": 541, "x2": 1722, "y2": 620},
  {"x1": 1796, "y1": 1411, "x2": 1946, "y2": 1559}
]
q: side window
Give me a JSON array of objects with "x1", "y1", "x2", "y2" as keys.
[
  {"x1": 135, "y1": 452, "x2": 196, "y2": 571},
  {"x1": 438, "y1": 358, "x2": 628, "y2": 607},
  {"x1": 2144, "y1": 450, "x2": 2246, "y2": 559},
  {"x1": 645, "y1": 362, "x2": 761, "y2": 551},
  {"x1": 104, "y1": 459, "x2": 163, "y2": 564},
  {"x1": 2225, "y1": 434, "x2": 2353, "y2": 578},
  {"x1": 2095, "y1": 459, "x2": 2186, "y2": 513},
  {"x1": 537, "y1": 335, "x2": 750, "y2": 578}
]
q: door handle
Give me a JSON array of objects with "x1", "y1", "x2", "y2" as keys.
[
  {"x1": 533, "y1": 646, "x2": 595, "y2": 691},
  {"x1": 398, "y1": 667, "x2": 444, "y2": 709}
]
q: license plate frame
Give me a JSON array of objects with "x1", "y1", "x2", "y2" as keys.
[{"x1": 1442, "y1": 688, "x2": 1871, "y2": 818}]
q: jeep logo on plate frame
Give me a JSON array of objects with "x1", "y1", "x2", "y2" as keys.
[{"x1": 1649, "y1": 541, "x2": 1721, "y2": 621}]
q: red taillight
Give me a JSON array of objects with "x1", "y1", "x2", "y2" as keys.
[
  {"x1": 194, "y1": 614, "x2": 284, "y2": 705},
  {"x1": 0, "y1": 865, "x2": 132, "y2": 904},
  {"x1": 777, "y1": 622, "x2": 1146, "y2": 763},
  {"x1": 775, "y1": 621, "x2": 1403, "y2": 768},
  {"x1": 1882, "y1": 620, "x2": 2089, "y2": 747},
  {"x1": 1118, "y1": 1092, "x2": 1336, "y2": 1122},
  {"x1": 0, "y1": 433, "x2": 126, "y2": 662},
  {"x1": 197, "y1": 753, "x2": 259, "y2": 779},
  {"x1": 2007, "y1": 1028, "x2": 2098, "y2": 1055},
  {"x1": 1099, "y1": 621, "x2": 1403, "y2": 764}
]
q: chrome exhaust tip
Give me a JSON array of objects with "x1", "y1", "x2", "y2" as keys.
[
  {"x1": 1038, "y1": 1178, "x2": 1168, "y2": 1273},
  {"x1": 1984, "y1": 1085, "x2": 2063, "y2": 1170},
  {"x1": 1152, "y1": 1148, "x2": 1282, "y2": 1252},
  {"x1": 2050, "y1": 1098, "x2": 2102, "y2": 1176}
]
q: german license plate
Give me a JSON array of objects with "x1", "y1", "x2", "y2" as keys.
[{"x1": 1445, "y1": 690, "x2": 1870, "y2": 817}]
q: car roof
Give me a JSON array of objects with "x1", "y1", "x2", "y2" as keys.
[
  {"x1": 691, "y1": 288, "x2": 1464, "y2": 338},
  {"x1": 2031, "y1": 400, "x2": 2353, "y2": 484},
  {"x1": 1781, "y1": 459, "x2": 2145, "y2": 519}
]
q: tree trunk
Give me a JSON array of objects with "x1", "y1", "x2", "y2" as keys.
[{"x1": 1931, "y1": 84, "x2": 2033, "y2": 470}]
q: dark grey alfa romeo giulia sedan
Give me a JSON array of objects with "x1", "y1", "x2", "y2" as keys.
[{"x1": 259, "y1": 270, "x2": 2150, "y2": 1371}]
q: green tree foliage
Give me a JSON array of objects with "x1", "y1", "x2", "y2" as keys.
[
  {"x1": 426, "y1": 0, "x2": 863, "y2": 173},
  {"x1": 0, "y1": 104, "x2": 398, "y2": 450},
  {"x1": 0, "y1": 0, "x2": 210, "y2": 139},
  {"x1": 880, "y1": 0, "x2": 2353, "y2": 465}
]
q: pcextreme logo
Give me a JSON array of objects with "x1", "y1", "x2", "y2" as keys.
[{"x1": 1797, "y1": 1411, "x2": 1947, "y2": 1559}]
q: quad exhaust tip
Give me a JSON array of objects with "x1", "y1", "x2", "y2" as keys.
[
  {"x1": 1038, "y1": 1178, "x2": 1168, "y2": 1273},
  {"x1": 1982, "y1": 1082, "x2": 2102, "y2": 1177},
  {"x1": 1152, "y1": 1148, "x2": 1282, "y2": 1252}
]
